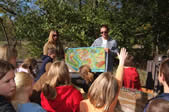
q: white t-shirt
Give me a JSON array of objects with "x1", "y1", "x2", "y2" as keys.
[{"x1": 101, "y1": 37, "x2": 108, "y2": 48}]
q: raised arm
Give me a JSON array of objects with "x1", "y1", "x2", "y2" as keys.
[{"x1": 115, "y1": 48, "x2": 128, "y2": 87}]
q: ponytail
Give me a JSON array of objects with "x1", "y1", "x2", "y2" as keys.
[
  {"x1": 42, "y1": 61, "x2": 70, "y2": 100},
  {"x1": 79, "y1": 65, "x2": 94, "y2": 84}
]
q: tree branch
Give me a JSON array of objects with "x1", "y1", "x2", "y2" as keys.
[
  {"x1": 0, "y1": 18, "x2": 10, "y2": 46},
  {"x1": 0, "y1": 4, "x2": 17, "y2": 15}
]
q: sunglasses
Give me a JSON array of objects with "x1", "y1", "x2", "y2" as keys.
[
  {"x1": 53, "y1": 35, "x2": 58, "y2": 37},
  {"x1": 101, "y1": 31, "x2": 108, "y2": 34}
]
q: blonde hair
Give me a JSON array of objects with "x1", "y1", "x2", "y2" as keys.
[
  {"x1": 79, "y1": 65, "x2": 94, "y2": 84},
  {"x1": 15, "y1": 72, "x2": 33, "y2": 91},
  {"x1": 43, "y1": 30, "x2": 64, "y2": 59},
  {"x1": 0, "y1": 44, "x2": 17, "y2": 61},
  {"x1": 42, "y1": 61, "x2": 70, "y2": 100},
  {"x1": 48, "y1": 30, "x2": 59, "y2": 43},
  {"x1": 88, "y1": 72, "x2": 119, "y2": 111},
  {"x1": 12, "y1": 72, "x2": 33, "y2": 110}
]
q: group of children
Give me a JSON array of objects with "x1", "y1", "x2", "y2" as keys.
[
  {"x1": 0, "y1": 30, "x2": 169, "y2": 112},
  {"x1": 0, "y1": 41, "x2": 128, "y2": 112}
]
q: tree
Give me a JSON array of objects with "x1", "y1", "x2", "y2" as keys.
[{"x1": 1, "y1": 0, "x2": 168, "y2": 62}]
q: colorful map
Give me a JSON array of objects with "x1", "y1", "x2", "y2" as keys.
[{"x1": 65, "y1": 47, "x2": 105, "y2": 72}]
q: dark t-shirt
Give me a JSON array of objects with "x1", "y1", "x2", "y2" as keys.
[
  {"x1": 71, "y1": 77, "x2": 92, "y2": 93},
  {"x1": 0, "y1": 96, "x2": 16, "y2": 112},
  {"x1": 144, "y1": 93, "x2": 169, "y2": 112}
]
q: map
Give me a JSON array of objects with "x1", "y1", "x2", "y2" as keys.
[{"x1": 65, "y1": 47, "x2": 105, "y2": 72}]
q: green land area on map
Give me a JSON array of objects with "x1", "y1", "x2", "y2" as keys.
[{"x1": 65, "y1": 47, "x2": 105, "y2": 72}]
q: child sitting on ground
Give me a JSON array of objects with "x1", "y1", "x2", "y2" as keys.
[
  {"x1": 144, "y1": 58, "x2": 169, "y2": 112},
  {"x1": 80, "y1": 48, "x2": 128, "y2": 112},
  {"x1": 17, "y1": 58, "x2": 38, "y2": 79},
  {"x1": 123, "y1": 54, "x2": 141, "y2": 90},
  {"x1": 146, "y1": 98, "x2": 169, "y2": 112},
  {"x1": 71, "y1": 64, "x2": 94, "y2": 93},
  {"x1": 41, "y1": 61, "x2": 83, "y2": 112},
  {"x1": 0, "y1": 60, "x2": 16, "y2": 112},
  {"x1": 35, "y1": 48, "x2": 56, "y2": 81},
  {"x1": 11, "y1": 72, "x2": 46, "y2": 112}
]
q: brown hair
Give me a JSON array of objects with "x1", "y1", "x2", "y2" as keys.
[
  {"x1": 159, "y1": 58, "x2": 169, "y2": 86},
  {"x1": 23, "y1": 58, "x2": 37, "y2": 69},
  {"x1": 88, "y1": 72, "x2": 119, "y2": 111},
  {"x1": 146, "y1": 99, "x2": 169, "y2": 112},
  {"x1": 42, "y1": 61, "x2": 70, "y2": 100},
  {"x1": 79, "y1": 65, "x2": 94, "y2": 84},
  {"x1": 0, "y1": 59, "x2": 15, "y2": 79},
  {"x1": 124, "y1": 54, "x2": 134, "y2": 66},
  {"x1": 22, "y1": 58, "x2": 38, "y2": 77},
  {"x1": 101, "y1": 24, "x2": 109, "y2": 32}
]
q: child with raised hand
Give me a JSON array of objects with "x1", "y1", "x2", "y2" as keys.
[
  {"x1": 80, "y1": 48, "x2": 128, "y2": 112},
  {"x1": 11, "y1": 72, "x2": 46, "y2": 112},
  {"x1": 41, "y1": 61, "x2": 83, "y2": 112},
  {"x1": 0, "y1": 60, "x2": 16, "y2": 112}
]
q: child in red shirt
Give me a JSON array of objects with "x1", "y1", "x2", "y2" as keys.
[
  {"x1": 41, "y1": 61, "x2": 83, "y2": 112},
  {"x1": 123, "y1": 54, "x2": 141, "y2": 90}
]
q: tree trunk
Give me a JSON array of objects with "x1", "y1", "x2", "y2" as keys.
[{"x1": 0, "y1": 18, "x2": 10, "y2": 46}]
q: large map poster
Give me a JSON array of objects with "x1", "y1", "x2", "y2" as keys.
[{"x1": 65, "y1": 47, "x2": 105, "y2": 72}]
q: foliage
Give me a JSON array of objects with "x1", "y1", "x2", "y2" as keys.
[{"x1": 0, "y1": 0, "x2": 169, "y2": 64}]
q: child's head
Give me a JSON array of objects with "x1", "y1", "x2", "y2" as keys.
[
  {"x1": 23, "y1": 58, "x2": 38, "y2": 70},
  {"x1": 23, "y1": 58, "x2": 39, "y2": 77},
  {"x1": 42, "y1": 61, "x2": 70, "y2": 100},
  {"x1": 0, "y1": 44, "x2": 17, "y2": 67},
  {"x1": 47, "y1": 48, "x2": 56, "y2": 59},
  {"x1": 14, "y1": 72, "x2": 34, "y2": 97},
  {"x1": 47, "y1": 61, "x2": 70, "y2": 86},
  {"x1": 158, "y1": 58, "x2": 169, "y2": 87},
  {"x1": 124, "y1": 54, "x2": 134, "y2": 66},
  {"x1": 0, "y1": 60, "x2": 15, "y2": 97},
  {"x1": 88, "y1": 72, "x2": 119, "y2": 111},
  {"x1": 79, "y1": 65, "x2": 94, "y2": 84},
  {"x1": 146, "y1": 99, "x2": 169, "y2": 112}
]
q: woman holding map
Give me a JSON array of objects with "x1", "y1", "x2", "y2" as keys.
[{"x1": 43, "y1": 30, "x2": 65, "y2": 61}]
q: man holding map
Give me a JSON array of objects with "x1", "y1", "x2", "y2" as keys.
[{"x1": 91, "y1": 25, "x2": 118, "y2": 72}]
